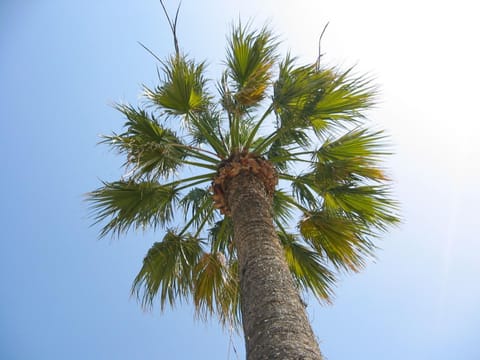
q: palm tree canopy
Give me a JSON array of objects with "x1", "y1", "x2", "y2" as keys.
[{"x1": 88, "y1": 22, "x2": 399, "y2": 328}]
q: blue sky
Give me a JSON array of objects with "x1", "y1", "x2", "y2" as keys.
[{"x1": 1, "y1": 0, "x2": 479, "y2": 359}]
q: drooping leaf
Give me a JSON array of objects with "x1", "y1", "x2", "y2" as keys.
[
  {"x1": 278, "y1": 231, "x2": 335, "y2": 301},
  {"x1": 193, "y1": 252, "x2": 240, "y2": 326},
  {"x1": 88, "y1": 180, "x2": 179, "y2": 238},
  {"x1": 209, "y1": 217, "x2": 234, "y2": 256},
  {"x1": 132, "y1": 231, "x2": 204, "y2": 309},
  {"x1": 299, "y1": 210, "x2": 375, "y2": 272}
]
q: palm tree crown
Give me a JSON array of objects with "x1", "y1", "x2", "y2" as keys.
[{"x1": 88, "y1": 22, "x2": 399, "y2": 329}]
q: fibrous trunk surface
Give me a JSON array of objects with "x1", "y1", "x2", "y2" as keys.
[{"x1": 215, "y1": 154, "x2": 323, "y2": 360}]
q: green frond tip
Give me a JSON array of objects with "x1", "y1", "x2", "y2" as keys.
[
  {"x1": 316, "y1": 128, "x2": 390, "y2": 164},
  {"x1": 272, "y1": 56, "x2": 376, "y2": 139},
  {"x1": 132, "y1": 231, "x2": 204, "y2": 310},
  {"x1": 144, "y1": 54, "x2": 209, "y2": 116},
  {"x1": 104, "y1": 104, "x2": 187, "y2": 180},
  {"x1": 272, "y1": 190, "x2": 296, "y2": 225},
  {"x1": 226, "y1": 22, "x2": 278, "y2": 107},
  {"x1": 87, "y1": 180, "x2": 179, "y2": 238},
  {"x1": 323, "y1": 185, "x2": 400, "y2": 231},
  {"x1": 290, "y1": 174, "x2": 322, "y2": 211},
  {"x1": 193, "y1": 253, "x2": 241, "y2": 327},
  {"x1": 132, "y1": 231, "x2": 241, "y2": 328},
  {"x1": 179, "y1": 187, "x2": 216, "y2": 230},
  {"x1": 312, "y1": 67, "x2": 377, "y2": 124},
  {"x1": 187, "y1": 110, "x2": 229, "y2": 157},
  {"x1": 279, "y1": 232, "x2": 336, "y2": 302},
  {"x1": 299, "y1": 211, "x2": 376, "y2": 272},
  {"x1": 209, "y1": 218, "x2": 234, "y2": 255}
]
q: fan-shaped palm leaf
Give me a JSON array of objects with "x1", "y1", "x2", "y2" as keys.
[
  {"x1": 144, "y1": 55, "x2": 209, "y2": 116},
  {"x1": 103, "y1": 104, "x2": 187, "y2": 180},
  {"x1": 88, "y1": 181, "x2": 179, "y2": 238},
  {"x1": 299, "y1": 210, "x2": 374, "y2": 272},
  {"x1": 226, "y1": 23, "x2": 277, "y2": 107},
  {"x1": 278, "y1": 231, "x2": 336, "y2": 301},
  {"x1": 193, "y1": 252, "x2": 240, "y2": 326},
  {"x1": 132, "y1": 230, "x2": 204, "y2": 309},
  {"x1": 179, "y1": 187, "x2": 216, "y2": 229}
]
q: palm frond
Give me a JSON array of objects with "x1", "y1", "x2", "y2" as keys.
[
  {"x1": 218, "y1": 70, "x2": 236, "y2": 115},
  {"x1": 132, "y1": 231, "x2": 204, "y2": 309},
  {"x1": 272, "y1": 190, "x2": 296, "y2": 225},
  {"x1": 193, "y1": 252, "x2": 241, "y2": 327},
  {"x1": 316, "y1": 128, "x2": 389, "y2": 164},
  {"x1": 313, "y1": 159, "x2": 387, "y2": 187},
  {"x1": 87, "y1": 180, "x2": 178, "y2": 238},
  {"x1": 226, "y1": 23, "x2": 278, "y2": 108},
  {"x1": 323, "y1": 185, "x2": 399, "y2": 231},
  {"x1": 179, "y1": 187, "x2": 216, "y2": 229},
  {"x1": 259, "y1": 126, "x2": 311, "y2": 168},
  {"x1": 187, "y1": 108, "x2": 225, "y2": 147},
  {"x1": 299, "y1": 210, "x2": 375, "y2": 272},
  {"x1": 273, "y1": 56, "x2": 333, "y2": 132},
  {"x1": 312, "y1": 128, "x2": 390, "y2": 185},
  {"x1": 289, "y1": 174, "x2": 322, "y2": 211},
  {"x1": 268, "y1": 57, "x2": 376, "y2": 153},
  {"x1": 103, "y1": 104, "x2": 187, "y2": 180},
  {"x1": 278, "y1": 231, "x2": 335, "y2": 302},
  {"x1": 133, "y1": 231, "x2": 241, "y2": 327},
  {"x1": 235, "y1": 115, "x2": 256, "y2": 146},
  {"x1": 209, "y1": 217, "x2": 234, "y2": 256},
  {"x1": 266, "y1": 142, "x2": 291, "y2": 171},
  {"x1": 144, "y1": 54, "x2": 209, "y2": 116},
  {"x1": 312, "y1": 67, "x2": 376, "y2": 126},
  {"x1": 305, "y1": 128, "x2": 399, "y2": 229}
]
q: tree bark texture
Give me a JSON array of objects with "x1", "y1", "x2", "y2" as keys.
[{"x1": 226, "y1": 172, "x2": 323, "y2": 360}]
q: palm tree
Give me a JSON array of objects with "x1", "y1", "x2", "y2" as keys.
[{"x1": 88, "y1": 19, "x2": 398, "y2": 360}]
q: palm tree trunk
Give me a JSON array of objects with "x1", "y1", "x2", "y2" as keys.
[{"x1": 226, "y1": 172, "x2": 323, "y2": 360}]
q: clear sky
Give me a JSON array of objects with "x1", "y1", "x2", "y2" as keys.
[{"x1": 1, "y1": 0, "x2": 479, "y2": 359}]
